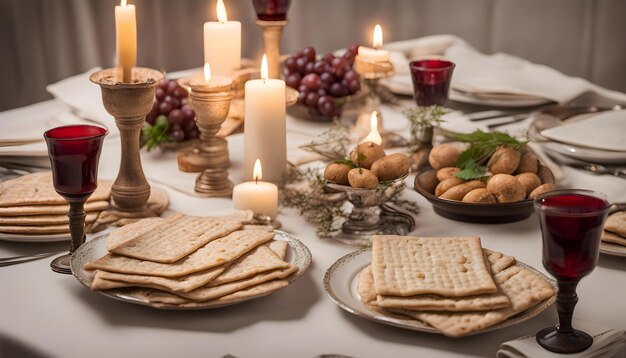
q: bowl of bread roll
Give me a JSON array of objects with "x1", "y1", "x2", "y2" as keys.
[{"x1": 414, "y1": 132, "x2": 558, "y2": 223}]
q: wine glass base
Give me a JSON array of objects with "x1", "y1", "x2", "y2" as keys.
[
  {"x1": 536, "y1": 326, "x2": 593, "y2": 354},
  {"x1": 50, "y1": 254, "x2": 73, "y2": 275}
]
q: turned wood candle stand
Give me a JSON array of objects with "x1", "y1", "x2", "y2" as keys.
[
  {"x1": 90, "y1": 67, "x2": 163, "y2": 213},
  {"x1": 256, "y1": 19, "x2": 288, "y2": 79}
]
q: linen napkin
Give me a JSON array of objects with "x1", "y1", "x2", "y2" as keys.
[
  {"x1": 46, "y1": 67, "x2": 119, "y2": 136},
  {"x1": 383, "y1": 35, "x2": 626, "y2": 105},
  {"x1": 497, "y1": 321, "x2": 626, "y2": 358}
]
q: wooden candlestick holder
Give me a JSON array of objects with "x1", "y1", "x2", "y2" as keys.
[
  {"x1": 256, "y1": 19, "x2": 288, "y2": 79},
  {"x1": 184, "y1": 82, "x2": 234, "y2": 197},
  {"x1": 90, "y1": 67, "x2": 163, "y2": 212}
]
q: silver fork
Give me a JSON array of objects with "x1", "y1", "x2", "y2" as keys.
[{"x1": 0, "y1": 252, "x2": 58, "y2": 267}]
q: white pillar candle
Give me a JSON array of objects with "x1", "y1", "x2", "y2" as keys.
[
  {"x1": 115, "y1": 0, "x2": 137, "y2": 83},
  {"x1": 203, "y1": 0, "x2": 241, "y2": 76},
  {"x1": 233, "y1": 159, "x2": 279, "y2": 219},
  {"x1": 243, "y1": 55, "x2": 286, "y2": 183},
  {"x1": 358, "y1": 24, "x2": 388, "y2": 62}
]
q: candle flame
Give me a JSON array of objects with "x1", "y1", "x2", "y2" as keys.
[
  {"x1": 253, "y1": 159, "x2": 263, "y2": 182},
  {"x1": 261, "y1": 54, "x2": 268, "y2": 81},
  {"x1": 373, "y1": 24, "x2": 383, "y2": 49},
  {"x1": 216, "y1": 0, "x2": 228, "y2": 23},
  {"x1": 121, "y1": 0, "x2": 127, "y2": 6},
  {"x1": 361, "y1": 111, "x2": 382, "y2": 145},
  {"x1": 204, "y1": 63, "x2": 212, "y2": 84}
]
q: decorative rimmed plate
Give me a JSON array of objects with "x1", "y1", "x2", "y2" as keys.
[
  {"x1": 323, "y1": 248, "x2": 557, "y2": 336},
  {"x1": 0, "y1": 232, "x2": 69, "y2": 243},
  {"x1": 600, "y1": 242, "x2": 626, "y2": 258},
  {"x1": 71, "y1": 230, "x2": 312, "y2": 310}
]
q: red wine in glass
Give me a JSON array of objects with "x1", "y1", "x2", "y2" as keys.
[
  {"x1": 409, "y1": 60, "x2": 455, "y2": 107},
  {"x1": 253, "y1": 0, "x2": 291, "y2": 21},
  {"x1": 534, "y1": 189, "x2": 611, "y2": 353},
  {"x1": 44, "y1": 125, "x2": 107, "y2": 274}
]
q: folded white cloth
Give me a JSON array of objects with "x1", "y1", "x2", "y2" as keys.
[
  {"x1": 497, "y1": 320, "x2": 626, "y2": 358},
  {"x1": 384, "y1": 35, "x2": 626, "y2": 104},
  {"x1": 46, "y1": 67, "x2": 119, "y2": 136}
]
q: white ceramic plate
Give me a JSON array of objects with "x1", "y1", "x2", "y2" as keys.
[
  {"x1": 324, "y1": 248, "x2": 557, "y2": 336},
  {"x1": 71, "y1": 230, "x2": 312, "y2": 310},
  {"x1": 0, "y1": 232, "x2": 69, "y2": 243},
  {"x1": 600, "y1": 241, "x2": 626, "y2": 258}
]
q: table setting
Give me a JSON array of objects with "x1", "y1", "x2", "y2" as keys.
[{"x1": 1, "y1": 0, "x2": 626, "y2": 357}]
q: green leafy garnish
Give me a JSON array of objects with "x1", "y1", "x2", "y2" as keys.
[
  {"x1": 334, "y1": 159, "x2": 357, "y2": 168},
  {"x1": 450, "y1": 130, "x2": 527, "y2": 180},
  {"x1": 141, "y1": 115, "x2": 173, "y2": 151}
]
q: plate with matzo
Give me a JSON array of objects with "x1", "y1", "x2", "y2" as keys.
[{"x1": 324, "y1": 241, "x2": 557, "y2": 337}]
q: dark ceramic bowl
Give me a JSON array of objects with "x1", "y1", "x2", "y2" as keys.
[{"x1": 414, "y1": 168, "x2": 534, "y2": 224}]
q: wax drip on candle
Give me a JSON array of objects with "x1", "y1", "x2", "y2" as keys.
[
  {"x1": 373, "y1": 24, "x2": 383, "y2": 50},
  {"x1": 217, "y1": 0, "x2": 228, "y2": 24},
  {"x1": 361, "y1": 111, "x2": 382, "y2": 145},
  {"x1": 253, "y1": 159, "x2": 262, "y2": 185},
  {"x1": 261, "y1": 54, "x2": 268, "y2": 84},
  {"x1": 204, "y1": 63, "x2": 212, "y2": 85}
]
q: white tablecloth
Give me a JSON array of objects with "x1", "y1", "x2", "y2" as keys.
[{"x1": 1, "y1": 99, "x2": 625, "y2": 358}]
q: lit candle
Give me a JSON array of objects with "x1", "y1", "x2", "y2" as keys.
[
  {"x1": 360, "y1": 111, "x2": 382, "y2": 145},
  {"x1": 243, "y1": 55, "x2": 286, "y2": 183},
  {"x1": 232, "y1": 159, "x2": 279, "y2": 219},
  {"x1": 358, "y1": 24, "x2": 389, "y2": 62},
  {"x1": 203, "y1": 0, "x2": 241, "y2": 76},
  {"x1": 115, "y1": 0, "x2": 137, "y2": 82}
]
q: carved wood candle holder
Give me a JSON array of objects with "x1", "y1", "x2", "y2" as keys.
[
  {"x1": 90, "y1": 67, "x2": 163, "y2": 212},
  {"x1": 256, "y1": 20, "x2": 288, "y2": 79},
  {"x1": 183, "y1": 78, "x2": 235, "y2": 197}
]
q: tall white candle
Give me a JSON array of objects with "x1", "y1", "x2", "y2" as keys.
[
  {"x1": 203, "y1": 0, "x2": 241, "y2": 76},
  {"x1": 358, "y1": 24, "x2": 389, "y2": 62},
  {"x1": 115, "y1": 0, "x2": 137, "y2": 83},
  {"x1": 244, "y1": 55, "x2": 286, "y2": 183},
  {"x1": 233, "y1": 159, "x2": 279, "y2": 219}
]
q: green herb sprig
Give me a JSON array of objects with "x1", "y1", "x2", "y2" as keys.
[{"x1": 141, "y1": 115, "x2": 173, "y2": 151}]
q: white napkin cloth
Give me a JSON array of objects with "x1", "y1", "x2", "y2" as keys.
[
  {"x1": 540, "y1": 110, "x2": 626, "y2": 152},
  {"x1": 383, "y1": 35, "x2": 626, "y2": 104},
  {"x1": 46, "y1": 67, "x2": 119, "y2": 136},
  {"x1": 497, "y1": 321, "x2": 626, "y2": 358}
]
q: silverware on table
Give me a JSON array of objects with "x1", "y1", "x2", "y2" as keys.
[
  {"x1": 0, "y1": 252, "x2": 58, "y2": 267},
  {"x1": 467, "y1": 110, "x2": 529, "y2": 121},
  {"x1": 542, "y1": 150, "x2": 626, "y2": 179},
  {"x1": 486, "y1": 113, "x2": 530, "y2": 129}
]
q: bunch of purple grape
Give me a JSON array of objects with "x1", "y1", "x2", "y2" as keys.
[
  {"x1": 146, "y1": 79, "x2": 199, "y2": 142},
  {"x1": 284, "y1": 44, "x2": 361, "y2": 118}
]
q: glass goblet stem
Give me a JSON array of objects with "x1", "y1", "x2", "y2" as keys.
[
  {"x1": 555, "y1": 280, "x2": 579, "y2": 334},
  {"x1": 67, "y1": 198, "x2": 88, "y2": 254}
]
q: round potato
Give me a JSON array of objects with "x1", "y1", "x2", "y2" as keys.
[
  {"x1": 462, "y1": 188, "x2": 497, "y2": 204},
  {"x1": 428, "y1": 144, "x2": 460, "y2": 170},
  {"x1": 516, "y1": 152, "x2": 539, "y2": 174},
  {"x1": 435, "y1": 177, "x2": 465, "y2": 197},
  {"x1": 529, "y1": 183, "x2": 556, "y2": 200},
  {"x1": 537, "y1": 164, "x2": 555, "y2": 184},
  {"x1": 486, "y1": 174, "x2": 526, "y2": 203},
  {"x1": 487, "y1": 146, "x2": 521, "y2": 175},
  {"x1": 371, "y1": 153, "x2": 410, "y2": 181},
  {"x1": 439, "y1": 180, "x2": 486, "y2": 201},
  {"x1": 347, "y1": 168, "x2": 379, "y2": 189},
  {"x1": 349, "y1": 142, "x2": 385, "y2": 169},
  {"x1": 436, "y1": 167, "x2": 460, "y2": 181},
  {"x1": 324, "y1": 163, "x2": 352, "y2": 185},
  {"x1": 515, "y1": 172, "x2": 542, "y2": 197}
]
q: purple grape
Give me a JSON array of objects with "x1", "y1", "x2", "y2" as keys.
[
  {"x1": 155, "y1": 87, "x2": 166, "y2": 101},
  {"x1": 319, "y1": 97, "x2": 337, "y2": 117},
  {"x1": 319, "y1": 82, "x2": 330, "y2": 92},
  {"x1": 173, "y1": 86, "x2": 188, "y2": 98},
  {"x1": 331, "y1": 57, "x2": 347, "y2": 70},
  {"x1": 285, "y1": 73, "x2": 302, "y2": 89},
  {"x1": 317, "y1": 88, "x2": 327, "y2": 97},
  {"x1": 181, "y1": 106, "x2": 195, "y2": 121},
  {"x1": 333, "y1": 65, "x2": 346, "y2": 80},
  {"x1": 181, "y1": 98, "x2": 189, "y2": 105},
  {"x1": 329, "y1": 83, "x2": 344, "y2": 97},
  {"x1": 304, "y1": 62, "x2": 315, "y2": 74},
  {"x1": 158, "y1": 79, "x2": 168, "y2": 91},
  {"x1": 344, "y1": 70, "x2": 358, "y2": 82},
  {"x1": 297, "y1": 90, "x2": 308, "y2": 104},
  {"x1": 159, "y1": 101, "x2": 173, "y2": 115},
  {"x1": 285, "y1": 57, "x2": 298, "y2": 72},
  {"x1": 320, "y1": 72, "x2": 335, "y2": 84},
  {"x1": 185, "y1": 128, "x2": 199, "y2": 140},
  {"x1": 168, "y1": 109, "x2": 185, "y2": 125},
  {"x1": 302, "y1": 73, "x2": 320, "y2": 91},
  {"x1": 171, "y1": 129, "x2": 185, "y2": 142},
  {"x1": 347, "y1": 79, "x2": 361, "y2": 94},
  {"x1": 296, "y1": 57, "x2": 308, "y2": 74},
  {"x1": 302, "y1": 46, "x2": 316, "y2": 62},
  {"x1": 323, "y1": 53, "x2": 335, "y2": 64},
  {"x1": 343, "y1": 52, "x2": 356, "y2": 66},
  {"x1": 348, "y1": 43, "x2": 360, "y2": 55},
  {"x1": 163, "y1": 95, "x2": 180, "y2": 109},
  {"x1": 298, "y1": 84, "x2": 308, "y2": 93},
  {"x1": 313, "y1": 60, "x2": 328, "y2": 75},
  {"x1": 308, "y1": 106, "x2": 322, "y2": 117},
  {"x1": 341, "y1": 78, "x2": 349, "y2": 88},
  {"x1": 305, "y1": 92, "x2": 319, "y2": 106},
  {"x1": 183, "y1": 118, "x2": 197, "y2": 131},
  {"x1": 166, "y1": 80, "x2": 179, "y2": 95}
]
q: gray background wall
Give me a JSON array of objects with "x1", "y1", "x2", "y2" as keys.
[{"x1": 1, "y1": 0, "x2": 625, "y2": 111}]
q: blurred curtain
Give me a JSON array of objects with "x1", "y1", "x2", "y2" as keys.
[{"x1": 1, "y1": 0, "x2": 625, "y2": 111}]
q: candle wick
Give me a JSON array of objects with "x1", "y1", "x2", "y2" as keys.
[{"x1": 255, "y1": 177, "x2": 258, "y2": 185}]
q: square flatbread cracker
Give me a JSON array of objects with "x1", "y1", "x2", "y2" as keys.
[
  {"x1": 0, "y1": 172, "x2": 111, "y2": 207},
  {"x1": 106, "y1": 214, "x2": 243, "y2": 263},
  {"x1": 396, "y1": 265, "x2": 555, "y2": 337},
  {"x1": 602, "y1": 230, "x2": 626, "y2": 247},
  {"x1": 0, "y1": 212, "x2": 99, "y2": 226},
  {"x1": 0, "y1": 201, "x2": 109, "y2": 217},
  {"x1": 0, "y1": 214, "x2": 99, "y2": 234},
  {"x1": 374, "y1": 249, "x2": 514, "y2": 311},
  {"x1": 605, "y1": 211, "x2": 626, "y2": 238},
  {"x1": 371, "y1": 235, "x2": 497, "y2": 297},
  {"x1": 84, "y1": 229, "x2": 274, "y2": 277}
]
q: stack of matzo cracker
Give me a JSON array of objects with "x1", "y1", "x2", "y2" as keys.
[
  {"x1": 84, "y1": 213, "x2": 298, "y2": 307},
  {"x1": 601, "y1": 211, "x2": 626, "y2": 247},
  {"x1": 357, "y1": 235, "x2": 555, "y2": 337},
  {"x1": 0, "y1": 172, "x2": 111, "y2": 237}
]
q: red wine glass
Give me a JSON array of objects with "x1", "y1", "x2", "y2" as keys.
[
  {"x1": 44, "y1": 125, "x2": 107, "y2": 274},
  {"x1": 252, "y1": 0, "x2": 291, "y2": 21},
  {"x1": 534, "y1": 189, "x2": 611, "y2": 353},
  {"x1": 409, "y1": 59, "x2": 455, "y2": 107}
]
